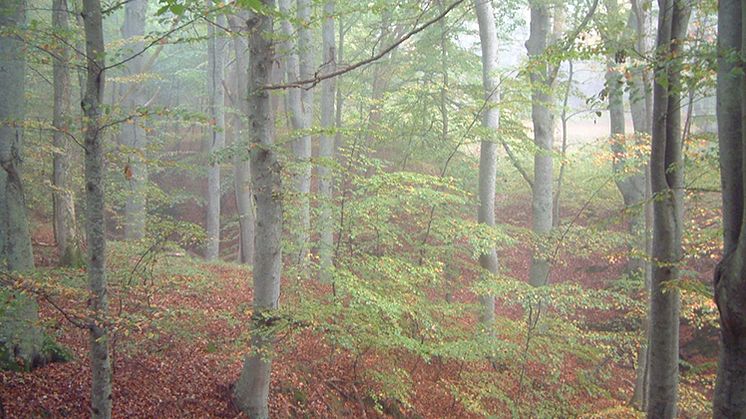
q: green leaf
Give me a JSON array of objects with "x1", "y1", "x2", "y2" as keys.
[
  {"x1": 169, "y1": 3, "x2": 186, "y2": 15},
  {"x1": 236, "y1": 0, "x2": 262, "y2": 11}
]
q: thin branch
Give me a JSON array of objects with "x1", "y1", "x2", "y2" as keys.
[
  {"x1": 265, "y1": 0, "x2": 466, "y2": 90},
  {"x1": 104, "y1": 14, "x2": 201, "y2": 71},
  {"x1": 0, "y1": 272, "x2": 89, "y2": 330},
  {"x1": 500, "y1": 138, "x2": 533, "y2": 189},
  {"x1": 547, "y1": 0, "x2": 600, "y2": 83},
  {"x1": 102, "y1": 0, "x2": 135, "y2": 15}
]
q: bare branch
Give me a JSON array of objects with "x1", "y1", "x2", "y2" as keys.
[{"x1": 265, "y1": 0, "x2": 466, "y2": 90}]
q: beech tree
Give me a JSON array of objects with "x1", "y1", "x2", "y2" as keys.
[
  {"x1": 233, "y1": 1, "x2": 283, "y2": 416},
  {"x1": 205, "y1": 3, "x2": 227, "y2": 260},
  {"x1": 296, "y1": 0, "x2": 313, "y2": 273},
  {"x1": 318, "y1": 0, "x2": 336, "y2": 282},
  {"x1": 228, "y1": 12, "x2": 255, "y2": 265},
  {"x1": 0, "y1": 0, "x2": 46, "y2": 370},
  {"x1": 52, "y1": 0, "x2": 82, "y2": 266},
  {"x1": 713, "y1": 0, "x2": 746, "y2": 414},
  {"x1": 81, "y1": 0, "x2": 112, "y2": 414},
  {"x1": 474, "y1": 0, "x2": 498, "y2": 324},
  {"x1": 597, "y1": 0, "x2": 653, "y2": 408},
  {"x1": 627, "y1": 0, "x2": 654, "y2": 410},
  {"x1": 120, "y1": 0, "x2": 148, "y2": 241},
  {"x1": 525, "y1": 0, "x2": 554, "y2": 287},
  {"x1": 647, "y1": 0, "x2": 690, "y2": 416}
]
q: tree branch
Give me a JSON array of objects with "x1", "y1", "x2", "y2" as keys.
[{"x1": 265, "y1": 0, "x2": 466, "y2": 90}]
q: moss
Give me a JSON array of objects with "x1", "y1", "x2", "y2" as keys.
[
  {"x1": 41, "y1": 334, "x2": 73, "y2": 364},
  {"x1": 1, "y1": 294, "x2": 72, "y2": 371},
  {"x1": 0, "y1": 343, "x2": 22, "y2": 372},
  {"x1": 60, "y1": 245, "x2": 85, "y2": 268}
]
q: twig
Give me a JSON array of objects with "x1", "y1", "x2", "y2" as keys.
[{"x1": 265, "y1": 0, "x2": 466, "y2": 90}]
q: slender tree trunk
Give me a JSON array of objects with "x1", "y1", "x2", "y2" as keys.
[
  {"x1": 474, "y1": 0, "x2": 499, "y2": 325},
  {"x1": 628, "y1": 0, "x2": 653, "y2": 410},
  {"x1": 233, "y1": 3, "x2": 282, "y2": 417},
  {"x1": 294, "y1": 0, "x2": 313, "y2": 272},
  {"x1": 70, "y1": 0, "x2": 87, "y2": 103},
  {"x1": 0, "y1": 0, "x2": 46, "y2": 371},
  {"x1": 335, "y1": 17, "x2": 344, "y2": 152},
  {"x1": 52, "y1": 0, "x2": 82, "y2": 266},
  {"x1": 229, "y1": 15, "x2": 255, "y2": 265},
  {"x1": 438, "y1": 0, "x2": 453, "y2": 301},
  {"x1": 713, "y1": 0, "x2": 746, "y2": 415},
  {"x1": 608, "y1": 51, "x2": 647, "y2": 278},
  {"x1": 0, "y1": 0, "x2": 33, "y2": 274},
  {"x1": 526, "y1": 0, "x2": 553, "y2": 287},
  {"x1": 205, "y1": 4, "x2": 227, "y2": 260},
  {"x1": 646, "y1": 1, "x2": 690, "y2": 417},
  {"x1": 318, "y1": 0, "x2": 336, "y2": 282},
  {"x1": 278, "y1": 0, "x2": 310, "y2": 271},
  {"x1": 120, "y1": 0, "x2": 147, "y2": 240},
  {"x1": 553, "y1": 61, "x2": 573, "y2": 227},
  {"x1": 81, "y1": 0, "x2": 111, "y2": 416}
]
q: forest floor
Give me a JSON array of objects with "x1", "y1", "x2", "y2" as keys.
[{"x1": 1, "y1": 202, "x2": 717, "y2": 418}]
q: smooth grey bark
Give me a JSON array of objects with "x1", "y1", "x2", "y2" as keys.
[
  {"x1": 474, "y1": 0, "x2": 498, "y2": 325},
  {"x1": 0, "y1": 0, "x2": 45, "y2": 371},
  {"x1": 630, "y1": 0, "x2": 653, "y2": 136},
  {"x1": 120, "y1": 0, "x2": 147, "y2": 240},
  {"x1": 334, "y1": 16, "x2": 344, "y2": 151},
  {"x1": 205, "y1": 4, "x2": 227, "y2": 261},
  {"x1": 607, "y1": 22, "x2": 649, "y2": 409},
  {"x1": 607, "y1": 2, "x2": 648, "y2": 279},
  {"x1": 233, "y1": 2, "x2": 282, "y2": 417},
  {"x1": 229, "y1": 14, "x2": 255, "y2": 265},
  {"x1": 294, "y1": 0, "x2": 313, "y2": 272},
  {"x1": 627, "y1": 0, "x2": 653, "y2": 410},
  {"x1": 318, "y1": 0, "x2": 336, "y2": 282},
  {"x1": 81, "y1": 0, "x2": 111, "y2": 415},
  {"x1": 437, "y1": 0, "x2": 453, "y2": 301},
  {"x1": 70, "y1": 0, "x2": 88, "y2": 104},
  {"x1": 278, "y1": 0, "x2": 310, "y2": 271},
  {"x1": 553, "y1": 60, "x2": 573, "y2": 227},
  {"x1": 713, "y1": 0, "x2": 746, "y2": 415},
  {"x1": 0, "y1": 0, "x2": 33, "y2": 274},
  {"x1": 526, "y1": 0, "x2": 553, "y2": 287},
  {"x1": 646, "y1": 0, "x2": 690, "y2": 417},
  {"x1": 52, "y1": 0, "x2": 82, "y2": 267},
  {"x1": 631, "y1": 169, "x2": 653, "y2": 412}
]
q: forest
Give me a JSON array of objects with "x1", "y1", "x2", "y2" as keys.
[{"x1": 0, "y1": 0, "x2": 741, "y2": 417}]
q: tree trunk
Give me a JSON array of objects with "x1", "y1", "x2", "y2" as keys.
[
  {"x1": 646, "y1": 1, "x2": 690, "y2": 417},
  {"x1": 52, "y1": 0, "x2": 83, "y2": 266},
  {"x1": 120, "y1": 0, "x2": 148, "y2": 240},
  {"x1": 630, "y1": 0, "x2": 653, "y2": 136},
  {"x1": 0, "y1": 0, "x2": 33, "y2": 275},
  {"x1": 205, "y1": 3, "x2": 227, "y2": 261},
  {"x1": 294, "y1": 0, "x2": 313, "y2": 272},
  {"x1": 335, "y1": 17, "x2": 344, "y2": 152},
  {"x1": 318, "y1": 0, "x2": 336, "y2": 282},
  {"x1": 278, "y1": 0, "x2": 311, "y2": 271},
  {"x1": 229, "y1": 15, "x2": 255, "y2": 265},
  {"x1": 81, "y1": 0, "x2": 111, "y2": 416},
  {"x1": 713, "y1": 0, "x2": 746, "y2": 415},
  {"x1": 553, "y1": 60, "x2": 573, "y2": 227},
  {"x1": 233, "y1": 3, "x2": 282, "y2": 417},
  {"x1": 474, "y1": 0, "x2": 499, "y2": 325},
  {"x1": 526, "y1": 0, "x2": 553, "y2": 287},
  {"x1": 607, "y1": 9, "x2": 647, "y2": 278},
  {"x1": 628, "y1": 0, "x2": 653, "y2": 410},
  {"x1": 0, "y1": 0, "x2": 47, "y2": 371}
]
